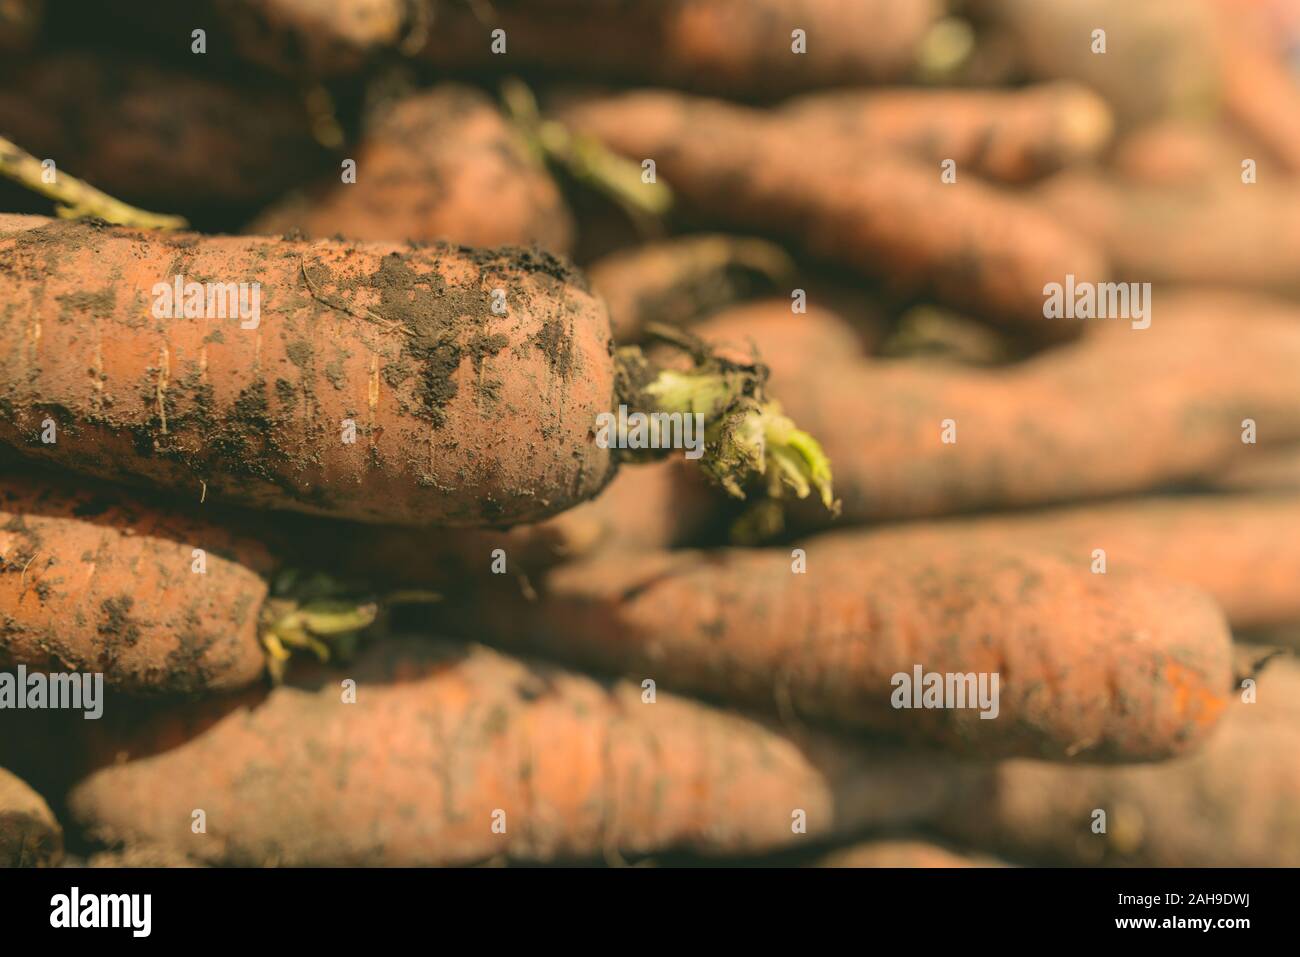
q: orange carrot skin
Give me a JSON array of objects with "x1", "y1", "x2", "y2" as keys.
[
  {"x1": 781, "y1": 82, "x2": 1114, "y2": 183},
  {"x1": 0, "y1": 53, "x2": 327, "y2": 215},
  {"x1": 66, "y1": 640, "x2": 962, "y2": 865},
  {"x1": 936, "y1": 659, "x2": 1300, "y2": 866},
  {"x1": 715, "y1": 304, "x2": 1300, "y2": 525},
  {"x1": 452, "y1": 536, "x2": 1233, "y2": 761},
  {"x1": 224, "y1": 0, "x2": 941, "y2": 89},
  {"x1": 269, "y1": 459, "x2": 718, "y2": 589},
  {"x1": 0, "y1": 473, "x2": 272, "y2": 693},
  {"x1": 249, "y1": 85, "x2": 575, "y2": 255},
  {"x1": 819, "y1": 839, "x2": 1002, "y2": 868},
  {"x1": 1037, "y1": 173, "x2": 1300, "y2": 294},
  {"x1": 558, "y1": 90, "x2": 1103, "y2": 336},
  {"x1": 863, "y1": 495, "x2": 1300, "y2": 631},
  {"x1": 0, "y1": 216, "x2": 616, "y2": 526}
]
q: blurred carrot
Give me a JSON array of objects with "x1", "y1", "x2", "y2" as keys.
[
  {"x1": 861, "y1": 494, "x2": 1300, "y2": 630},
  {"x1": 0, "y1": 53, "x2": 328, "y2": 221},
  {"x1": 0, "y1": 766, "x2": 61, "y2": 867},
  {"x1": 588, "y1": 235, "x2": 795, "y2": 342},
  {"x1": 557, "y1": 89, "x2": 1103, "y2": 337},
  {"x1": 1112, "y1": 119, "x2": 1259, "y2": 188},
  {"x1": 818, "y1": 839, "x2": 1003, "y2": 868},
  {"x1": 781, "y1": 82, "x2": 1114, "y2": 183},
  {"x1": 969, "y1": 0, "x2": 1219, "y2": 127},
  {"x1": 1036, "y1": 173, "x2": 1300, "y2": 293},
  {"x1": 449, "y1": 535, "x2": 1233, "y2": 761},
  {"x1": 710, "y1": 300, "x2": 1300, "y2": 524},
  {"x1": 213, "y1": 0, "x2": 944, "y2": 91},
  {"x1": 1207, "y1": 0, "x2": 1300, "y2": 175},
  {"x1": 935, "y1": 656, "x2": 1300, "y2": 866},
  {"x1": 249, "y1": 85, "x2": 575, "y2": 254},
  {"x1": 1201, "y1": 445, "x2": 1300, "y2": 495},
  {"x1": 67, "y1": 639, "x2": 967, "y2": 866}
]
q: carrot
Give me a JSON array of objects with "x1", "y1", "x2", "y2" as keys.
[
  {"x1": 212, "y1": 0, "x2": 943, "y2": 91},
  {"x1": 65, "y1": 639, "x2": 965, "y2": 866},
  {"x1": 1202, "y1": 445, "x2": 1300, "y2": 494},
  {"x1": 0, "y1": 471, "x2": 383, "y2": 692},
  {"x1": 555, "y1": 89, "x2": 1104, "y2": 337},
  {"x1": 680, "y1": 298, "x2": 871, "y2": 385},
  {"x1": 0, "y1": 215, "x2": 833, "y2": 525},
  {"x1": 587, "y1": 235, "x2": 795, "y2": 342},
  {"x1": 818, "y1": 839, "x2": 1004, "y2": 868},
  {"x1": 1207, "y1": 0, "x2": 1300, "y2": 176},
  {"x1": 447, "y1": 533, "x2": 1233, "y2": 761},
  {"x1": 935, "y1": 656, "x2": 1300, "y2": 866},
  {"x1": 1036, "y1": 173, "x2": 1300, "y2": 293},
  {"x1": 708, "y1": 300, "x2": 1300, "y2": 524},
  {"x1": 970, "y1": 0, "x2": 1219, "y2": 127},
  {"x1": 0, "y1": 765, "x2": 61, "y2": 866},
  {"x1": 272, "y1": 458, "x2": 721, "y2": 592},
  {"x1": 248, "y1": 85, "x2": 575, "y2": 254},
  {"x1": 0, "y1": 53, "x2": 328, "y2": 221},
  {"x1": 1111, "y1": 120, "x2": 1259, "y2": 188},
  {"x1": 860, "y1": 494, "x2": 1300, "y2": 631},
  {"x1": 780, "y1": 82, "x2": 1114, "y2": 184}
]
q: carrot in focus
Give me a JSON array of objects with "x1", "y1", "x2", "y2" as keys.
[
  {"x1": 0, "y1": 216, "x2": 834, "y2": 526},
  {"x1": 0, "y1": 472, "x2": 381, "y2": 692}
]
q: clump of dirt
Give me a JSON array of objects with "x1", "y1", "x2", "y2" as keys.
[
  {"x1": 98, "y1": 595, "x2": 142, "y2": 649},
  {"x1": 362, "y1": 252, "x2": 495, "y2": 427},
  {"x1": 531, "y1": 317, "x2": 574, "y2": 379}
]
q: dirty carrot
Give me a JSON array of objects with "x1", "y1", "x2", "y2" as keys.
[
  {"x1": 0, "y1": 472, "x2": 377, "y2": 692},
  {"x1": 66, "y1": 639, "x2": 965, "y2": 866},
  {"x1": 0, "y1": 216, "x2": 832, "y2": 525},
  {"x1": 446, "y1": 534, "x2": 1233, "y2": 761},
  {"x1": 249, "y1": 85, "x2": 575, "y2": 254}
]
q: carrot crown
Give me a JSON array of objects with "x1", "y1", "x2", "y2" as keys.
[{"x1": 613, "y1": 327, "x2": 838, "y2": 515}]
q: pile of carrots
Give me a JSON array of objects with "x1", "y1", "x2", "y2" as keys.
[{"x1": 2, "y1": 0, "x2": 1299, "y2": 868}]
